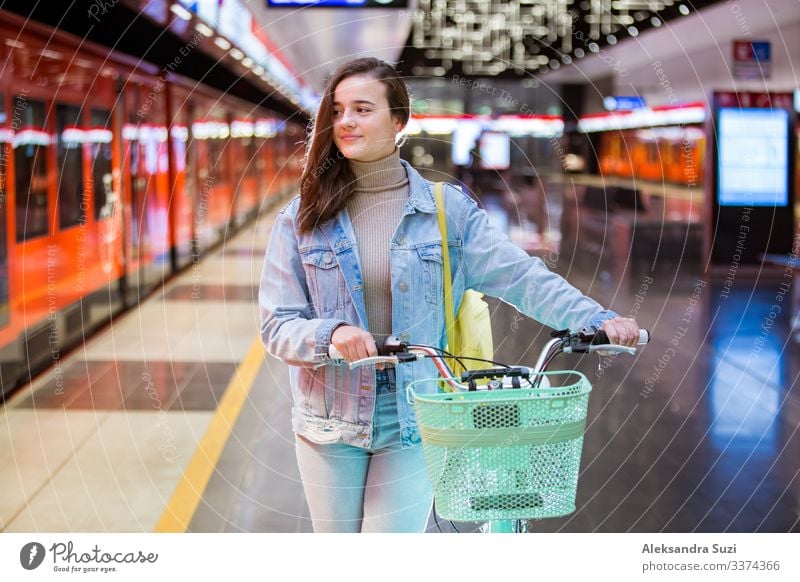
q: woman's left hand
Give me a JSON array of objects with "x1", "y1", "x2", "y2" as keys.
[{"x1": 600, "y1": 316, "x2": 641, "y2": 347}]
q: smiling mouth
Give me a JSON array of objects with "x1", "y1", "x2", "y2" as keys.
[{"x1": 341, "y1": 135, "x2": 361, "y2": 140}]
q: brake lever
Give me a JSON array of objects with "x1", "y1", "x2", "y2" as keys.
[
  {"x1": 563, "y1": 343, "x2": 637, "y2": 355},
  {"x1": 587, "y1": 344, "x2": 637, "y2": 355},
  {"x1": 347, "y1": 356, "x2": 401, "y2": 369}
]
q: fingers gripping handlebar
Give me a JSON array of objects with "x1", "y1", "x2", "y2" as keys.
[
  {"x1": 560, "y1": 327, "x2": 650, "y2": 355},
  {"x1": 593, "y1": 329, "x2": 650, "y2": 346},
  {"x1": 328, "y1": 335, "x2": 412, "y2": 368}
]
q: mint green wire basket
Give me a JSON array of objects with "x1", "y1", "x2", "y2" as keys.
[{"x1": 407, "y1": 371, "x2": 592, "y2": 522}]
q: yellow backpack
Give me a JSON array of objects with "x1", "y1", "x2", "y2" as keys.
[{"x1": 433, "y1": 182, "x2": 494, "y2": 386}]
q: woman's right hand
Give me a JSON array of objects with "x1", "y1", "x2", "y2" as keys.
[{"x1": 330, "y1": 325, "x2": 381, "y2": 368}]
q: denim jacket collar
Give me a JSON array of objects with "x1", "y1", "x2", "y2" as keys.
[{"x1": 400, "y1": 159, "x2": 436, "y2": 214}]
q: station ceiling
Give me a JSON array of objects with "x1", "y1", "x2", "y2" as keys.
[
  {"x1": 396, "y1": 0, "x2": 725, "y2": 79},
  {"x1": 255, "y1": 0, "x2": 725, "y2": 90}
]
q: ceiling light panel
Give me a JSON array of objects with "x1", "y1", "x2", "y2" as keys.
[{"x1": 407, "y1": 0, "x2": 707, "y2": 76}]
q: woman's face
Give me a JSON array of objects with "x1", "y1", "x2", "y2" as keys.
[{"x1": 331, "y1": 74, "x2": 404, "y2": 162}]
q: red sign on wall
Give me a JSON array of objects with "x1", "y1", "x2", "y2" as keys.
[
  {"x1": 714, "y1": 91, "x2": 792, "y2": 109},
  {"x1": 732, "y1": 40, "x2": 771, "y2": 80}
]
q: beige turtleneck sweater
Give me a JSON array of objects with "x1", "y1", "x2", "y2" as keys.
[{"x1": 345, "y1": 147, "x2": 410, "y2": 341}]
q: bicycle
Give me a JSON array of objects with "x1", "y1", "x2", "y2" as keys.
[{"x1": 329, "y1": 326, "x2": 649, "y2": 533}]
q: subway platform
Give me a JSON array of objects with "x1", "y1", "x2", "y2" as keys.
[{"x1": 1, "y1": 200, "x2": 799, "y2": 533}]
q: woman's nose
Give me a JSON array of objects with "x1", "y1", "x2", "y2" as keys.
[{"x1": 340, "y1": 109, "x2": 356, "y2": 127}]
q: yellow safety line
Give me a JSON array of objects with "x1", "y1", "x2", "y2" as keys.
[{"x1": 155, "y1": 336, "x2": 264, "y2": 532}]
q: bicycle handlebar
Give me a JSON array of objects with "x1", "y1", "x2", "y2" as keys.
[
  {"x1": 328, "y1": 327, "x2": 651, "y2": 377},
  {"x1": 591, "y1": 329, "x2": 650, "y2": 346},
  {"x1": 327, "y1": 335, "x2": 407, "y2": 365},
  {"x1": 562, "y1": 328, "x2": 650, "y2": 354}
]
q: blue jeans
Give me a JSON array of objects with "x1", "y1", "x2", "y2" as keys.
[{"x1": 294, "y1": 368, "x2": 433, "y2": 532}]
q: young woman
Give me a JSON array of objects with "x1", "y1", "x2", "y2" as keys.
[{"x1": 259, "y1": 57, "x2": 641, "y2": 533}]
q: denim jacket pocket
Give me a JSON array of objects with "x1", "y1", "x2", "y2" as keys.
[
  {"x1": 300, "y1": 247, "x2": 344, "y2": 316},
  {"x1": 416, "y1": 242, "x2": 443, "y2": 305},
  {"x1": 416, "y1": 241, "x2": 462, "y2": 305},
  {"x1": 299, "y1": 366, "x2": 329, "y2": 418}
]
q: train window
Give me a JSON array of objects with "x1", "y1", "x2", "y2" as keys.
[
  {"x1": 14, "y1": 96, "x2": 49, "y2": 242},
  {"x1": 90, "y1": 108, "x2": 113, "y2": 220},
  {"x1": 0, "y1": 94, "x2": 8, "y2": 327},
  {"x1": 56, "y1": 103, "x2": 86, "y2": 229}
]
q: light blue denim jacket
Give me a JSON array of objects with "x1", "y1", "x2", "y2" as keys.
[{"x1": 259, "y1": 159, "x2": 617, "y2": 448}]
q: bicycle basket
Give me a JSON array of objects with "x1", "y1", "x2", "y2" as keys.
[{"x1": 410, "y1": 371, "x2": 591, "y2": 522}]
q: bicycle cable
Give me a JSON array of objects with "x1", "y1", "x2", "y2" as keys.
[
  {"x1": 532, "y1": 342, "x2": 565, "y2": 388},
  {"x1": 407, "y1": 344, "x2": 468, "y2": 371},
  {"x1": 408, "y1": 344, "x2": 514, "y2": 370}
]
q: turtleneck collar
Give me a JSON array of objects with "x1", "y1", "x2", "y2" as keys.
[{"x1": 347, "y1": 147, "x2": 408, "y2": 192}]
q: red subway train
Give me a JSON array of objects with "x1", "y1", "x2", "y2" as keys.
[
  {"x1": 0, "y1": 14, "x2": 303, "y2": 396},
  {"x1": 596, "y1": 126, "x2": 706, "y2": 187}
]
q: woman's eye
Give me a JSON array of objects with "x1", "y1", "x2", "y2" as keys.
[{"x1": 333, "y1": 108, "x2": 369, "y2": 117}]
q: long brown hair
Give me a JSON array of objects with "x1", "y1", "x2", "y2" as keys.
[{"x1": 296, "y1": 57, "x2": 410, "y2": 233}]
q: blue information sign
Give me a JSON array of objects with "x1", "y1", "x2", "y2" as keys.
[{"x1": 603, "y1": 96, "x2": 645, "y2": 111}]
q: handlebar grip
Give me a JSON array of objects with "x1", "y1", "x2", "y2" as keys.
[
  {"x1": 328, "y1": 334, "x2": 404, "y2": 360},
  {"x1": 592, "y1": 329, "x2": 650, "y2": 345}
]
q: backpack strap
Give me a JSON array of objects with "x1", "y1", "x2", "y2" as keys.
[{"x1": 433, "y1": 182, "x2": 455, "y2": 352}]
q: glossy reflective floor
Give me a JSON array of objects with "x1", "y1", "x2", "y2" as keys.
[
  {"x1": 481, "y1": 274, "x2": 800, "y2": 532},
  {"x1": 2, "y1": 197, "x2": 798, "y2": 533}
]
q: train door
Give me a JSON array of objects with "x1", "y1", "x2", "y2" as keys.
[
  {"x1": 0, "y1": 93, "x2": 8, "y2": 331},
  {"x1": 166, "y1": 84, "x2": 194, "y2": 270},
  {"x1": 124, "y1": 85, "x2": 148, "y2": 271},
  {"x1": 258, "y1": 117, "x2": 276, "y2": 197},
  {"x1": 191, "y1": 98, "x2": 231, "y2": 253},
  {"x1": 275, "y1": 124, "x2": 290, "y2": 193},
  {"x1": 231, "y1": 113, "x2": 259, "y2": 224},
  {"x1": 89, "y1": 105, "x2": 124, "y2": 285},
  {"x1": 122, "y1": 82, "x2": 170, "y2": 299},
  {"x1": 0, "y1": 90, "x2": 14, "y2": 392},
  {"x1": 190, "y1": 109, "x2": 213, "y2": 252}
]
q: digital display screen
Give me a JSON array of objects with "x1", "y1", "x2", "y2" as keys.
[
  {"x1": 478, "y1": 131, "x2": 510, "y2": 170},
  {"x1": 717, "y1": 107, "x2": 789, "y2": 207},
  {"x1": 451, "y1": 120, "x2": 483, "y2": 166}
]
